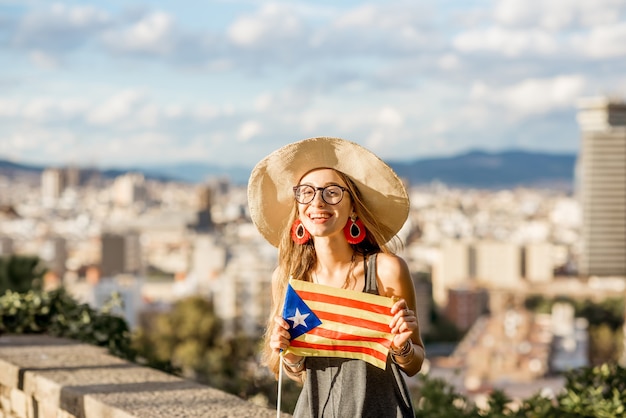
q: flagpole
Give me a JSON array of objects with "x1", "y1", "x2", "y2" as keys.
[
  {"x1": 277, "y1": 276, "x2": 293, "y2": 418},
  {"x1": 276, "y1": 353, "x2": 284, "y2": 418}
]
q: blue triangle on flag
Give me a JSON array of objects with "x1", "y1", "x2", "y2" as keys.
[{"x1": 282, "y1": 283, "x2": 322, "y2": 340}]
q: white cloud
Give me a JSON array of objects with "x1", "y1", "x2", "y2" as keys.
[
  {"x1": 193, "y1": 104, "x2": 220, "y2": 121},
  {"x1": 51, "y1": 3, "x2": 109, "y2": 27},
  {"x1": 438, "y1": 53, "x2": 461, "y2": 70},
  {"x1": 457, "y1": 1, "x2": 626, "y2": 60},
  {"x1": 1, "y1": 128, "x2": 78, "y2": 157},
  {"x1": 101, "y1": 11, "x2": 176, "y2": 55},
  {"x1": 228, "y1": 3, "x2": 303, "y2": 47},
  {"x1": 14, "y1": 3, "x2": 110, "y2": 50},
  {"x1": 0, "y1": 97, "x2": 88, "y2": 121},
  {"x1": 453, "y1": 27, "x2": 558, "y2": 57},
  {"x1": 136, "y1": 104, "x2": 161, "y2": 128},
  {"x1": 315, "y1": 2, "x2": 432, "y2": 54},
  {"x1": 164, "y1": 104, "x2": 185, "y2": 119},
  {"x1": 128, "y1": 131, "x2": 170, "y2": 148},
  {"x1": 1, "y1": 0, "x2": 622, "y2": 167},
  {"x1": 237, "y1": 120, "x2": 262, "y2": 142},
  {"x1": 22, "y1": 98, "x2": 57, "y2": 120},
  {"x1": 577, "y1": 0, "x2": 625, "y2": 27},
  {"x1": 0, "y1": 99, "x2": 20, "y2": 117},
  {"x1": 253, "y1": 89, "x2": 313, "y2": 113},
  {"x1": 334, "y1": 2, "x2": 428, "y2": 31},
  {"x1": 29, "y1": 50, "x2": 59, "y2": 68},
  {"x1": 493, "y1": 0, "x2": 625, "y2": 30},
  {"x1": 87, "y1": 90, "x2": 146, "y2": 125},
  {"x1": 470, "y1": 75, "x2": 587, "y2": 116},
  {"x1": 334, "y1": 4, "x2": 379, "y2": 28},
  {"x1": 378, "y1": 106, "x2": 404, "y2": 128},
  {"x1": 254, "y1": 93, "x2": 273, "y2": 112},
  {"x1": 494, "y1": 0, "x2": 573, "y2": 30},
  {"x1": 572, "y1": 22, "x2": 626, "y2": 58}
]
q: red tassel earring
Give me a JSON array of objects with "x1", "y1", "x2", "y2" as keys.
[
  {"x1": 291, "y1": 219, "x2": 311, "y2": 244},
  {"x1": 344, "y1": 215, "x2": 366, "y2": 244}
]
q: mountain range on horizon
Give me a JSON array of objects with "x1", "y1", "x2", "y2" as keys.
[{"x1": 0, "y1": 148, "x2": 578, "y2": 191}]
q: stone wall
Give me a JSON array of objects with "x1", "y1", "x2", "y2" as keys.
[{"x1": 0, "y1": 335, "x2": 290, "y2": 418}]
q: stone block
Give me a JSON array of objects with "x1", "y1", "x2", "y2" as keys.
[
  {"x1": 0, "y1": 361, "x2": 19, "y2": 388},
  {"x1": 9, "y1": 389, "x2": 27, "y2": 418},
  {"x1": 0, "y1": 399, "x2": 8, "y2": 417},
  {"x1": 0, "y1": 336, "x2": 290, "y2": 418},
  {"x1": 56, "y1": 409, "x2": 78, "y2": 418}
]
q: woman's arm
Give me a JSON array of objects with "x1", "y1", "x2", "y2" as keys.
[{"x1": 376, "y1": 253, "x2": 426, "y2": 377}]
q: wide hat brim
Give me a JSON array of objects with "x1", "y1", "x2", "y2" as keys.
[{"x1": 247, "y1": 137, "x2": 409, "y2": 247}]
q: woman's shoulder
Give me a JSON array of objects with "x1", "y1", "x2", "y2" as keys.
[
  {"x1": 374, "y1": 252, "x2": 409, "y2": 272},
  {"x1": 373, "y1": 252, "x2": 413, "y2": 298}
]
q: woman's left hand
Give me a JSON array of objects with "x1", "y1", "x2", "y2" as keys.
[{"x1": 389, "y1": 299, "x2": 417, "y2": 350}]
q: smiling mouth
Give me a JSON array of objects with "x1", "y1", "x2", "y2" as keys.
[{"x1": 308, "y1": 213, "x2": 331, "y2": 220}]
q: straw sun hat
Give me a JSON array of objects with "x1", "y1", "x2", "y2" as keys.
[{"x1": 247, "y1": 136, "x2": 410, "y2": 247}]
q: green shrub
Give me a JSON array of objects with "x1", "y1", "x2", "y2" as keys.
[
  {"x1": 0, "y1": 255, "x2": 46, "y2": 294},
  {"x1": 0, "y1": 288, "x2": 135, "y2": 361}
]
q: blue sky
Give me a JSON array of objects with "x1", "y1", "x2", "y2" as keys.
[{"x1": 1, "y1": 0, "x2": 625, "y2": 169}]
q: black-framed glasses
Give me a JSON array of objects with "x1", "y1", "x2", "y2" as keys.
[{"x1": 293, "y1": 184, "x2": 347, "y2": 205}]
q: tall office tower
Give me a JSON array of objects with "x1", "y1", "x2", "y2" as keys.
[
  {"x1": 577, "y1": 98, "x2": 626, "y2": 277},
  {"x1": 100, "y1": 231, "x2": 143, "y2": 278},
  {"x1": 41, "y1": 168, "x2": 65, "y2": 204}
]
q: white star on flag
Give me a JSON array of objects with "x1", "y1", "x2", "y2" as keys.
[{"x1": 288, "y1": 308, "x2": 310, "y2": 329}]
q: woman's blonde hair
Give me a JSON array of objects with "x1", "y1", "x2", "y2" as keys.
[{"x1": 261, "y1": 169, "x2": 402, "y2": 378}]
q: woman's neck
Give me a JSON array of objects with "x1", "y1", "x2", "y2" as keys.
[{"x1": 312, "y1": 237, "x2": 358, "y2": 288}]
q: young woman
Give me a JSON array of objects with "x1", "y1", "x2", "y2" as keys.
[{"x1": 248, "y1": 137, "x2": 425, "y2": 417}]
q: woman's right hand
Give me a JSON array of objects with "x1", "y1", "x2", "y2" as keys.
[
  {"x1": 270, "y1": 315, "x2": 305, "y2": 369},
  {"x1": 269, "y1": 315, "x2": 293, "y2": 353}
]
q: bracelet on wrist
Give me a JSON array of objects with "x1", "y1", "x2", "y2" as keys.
[
  {"x1": 282, "y1": 355, "x2": 305, "y2": 370},
  {"x1": 390, "y1": 341, "x2": 413, "y2": 359}
]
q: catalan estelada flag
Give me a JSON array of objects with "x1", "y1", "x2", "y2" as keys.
[{"x1": 282, "y1": 278, "x2": 395, "y2": 370}]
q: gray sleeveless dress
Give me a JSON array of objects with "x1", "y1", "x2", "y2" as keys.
[{"x1": 292, "y1": 254, "x2": 415, "y2": 418}]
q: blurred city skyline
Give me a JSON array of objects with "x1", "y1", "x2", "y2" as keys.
[{"x1": 1, "y1": 0, "x2": 625, "y2": 169}]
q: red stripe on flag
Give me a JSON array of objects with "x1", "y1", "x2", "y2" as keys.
[
  {"x1": 308, "y1": 327, "x2": 393, "y2": 347},
  {"x1": 315, "y1": 310, "x2": 391, "y2": 333},
  {"x1": 290, "y1": 340, "x2": 389, "y2": 363},
  {"x1": 297, "y1": 290, "x2": 391, "y2": 315}
]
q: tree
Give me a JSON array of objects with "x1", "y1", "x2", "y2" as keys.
[
  {"x1": 132, "y1": 296, "x2": 223, "y2": 379},
  {"x1": 0, "y1": 255, "x2": 46, "y2": 294},
  {"x1": 132, "y1": 297, "x2": 262, "y2": 388},
  {"x1": 555, "y1": 363, "x2": 626, "y2": 417},
  {"x1": 485, "y1": 389, "x2": 516, "y2": 418}
]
